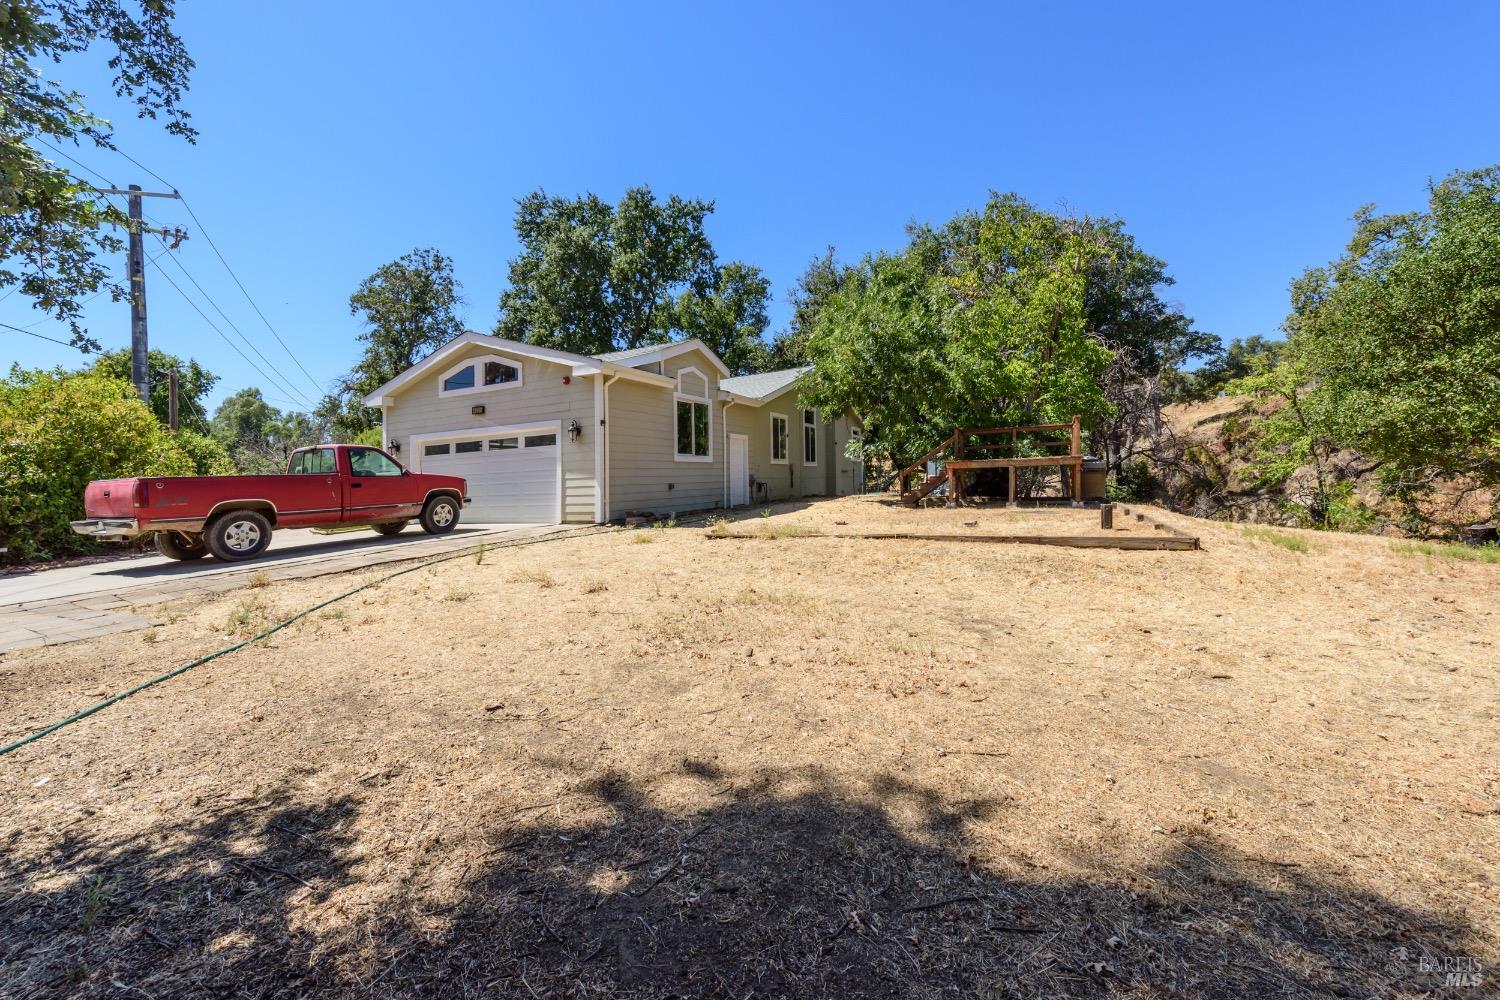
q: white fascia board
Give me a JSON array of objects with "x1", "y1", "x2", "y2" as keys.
[{"x1": 362, "y1": 331, "x2": 601, "y2": 406}]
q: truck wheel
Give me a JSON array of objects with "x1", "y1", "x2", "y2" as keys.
[
  {"x1": 372, "y1": 521, "x2": 408, "y2": 536},
  {"x1": 206, "y1": 510, "x2": 273, "y2": 561},
  {"x1": 155, "y1": 531, "x2": 208, "y2": 561},
  {"x1": 420, "y1": 496, "x2": 460, "y2": 535}
]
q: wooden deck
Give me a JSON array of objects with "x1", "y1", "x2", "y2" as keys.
[{"x1": 898, "y1": 417, "x2": 1085, "y2": 506}]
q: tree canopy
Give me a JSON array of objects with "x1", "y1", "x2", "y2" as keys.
[
  {"x1": 89, "y1": 348, "x2": 218, "y2": 430},
  {"x1": 1229, "y1": 164, "x2": 1500, "y2": 528},
  {"x1": 495, "y1": 187, "x2": 733, "y2": 356},
  {"x1": 1, "y1": 0, "x2": 195, "y2": 350},
  {"x1": 799, "y1": 193, "x2": 1193, "y2": 463},
  {"x1": 670, "y1": 261, "x2": 771, "y2": 375},
  {"x1": 325, "y1": 247, "x2": 465, "y2": 438}
]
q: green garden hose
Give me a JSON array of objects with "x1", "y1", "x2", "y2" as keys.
[{"x1": 0, "y1": 526, "x2": 620, "y2": 759}]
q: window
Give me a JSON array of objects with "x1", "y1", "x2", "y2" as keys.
[
  {"x1": 349, "y1": 447, "x2": 403, "y2": 477},
  {"x1": 803, "y1": 409, "x2": 817, "y2": 465},
  {"x1": 770, "y1": 413, "x2": 789, "y2": 464},
  {"x1": 673, "y1": 367, "x2": 712, "y2": 461},
  {"x1": 524, "y1": 433, "x2": 557, "y2": 448},
  {"x1": 289, "y1": 447, "x2": 335, "y2": 474},
  {"x1": 442, "y1": 367, "x2": 475, "y2": 392},
  {"x1": 438, "y1": 355, "x2": 523, "y2": 397},
  {"x1": 424, "y1": 443, "x2": 451, "y2": 457},
  {"x1": 454, "y1": 440, "x2": 484, "y2": 454},
  {"x1": 488, "y1": 437, "x2": 519, "y2": 450},
  {"x1": 483, "y1": 361, "x2": 518, "y2": 386}
]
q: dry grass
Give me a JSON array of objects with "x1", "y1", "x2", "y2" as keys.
[{"x1": 0, "y1": 495, "x2": 1495, "y2": 997}]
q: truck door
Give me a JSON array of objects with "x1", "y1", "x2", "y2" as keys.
[
  {"x1": 276, "y1": 447, "x2": 343, "y2": 527},
  {"x1": 342, "y1": 447, "x2": 422, "y2": 525}
]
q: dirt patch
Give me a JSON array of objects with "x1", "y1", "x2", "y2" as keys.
[{"x1": 0, "y1": 496, "x2": 1496, "y2": 997}]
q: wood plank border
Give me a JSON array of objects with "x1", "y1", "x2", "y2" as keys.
[{"x1": 703, "y1": 531, "x2": 1199, "y2": 551}]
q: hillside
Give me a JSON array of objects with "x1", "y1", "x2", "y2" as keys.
[{"x1": 1152, "y1": 396, "x2": 1498, "y2": 536}]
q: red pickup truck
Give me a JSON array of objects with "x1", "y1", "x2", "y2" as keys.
[{"x1": 71, "y1": 444, "x2": 469, "y2": 562}]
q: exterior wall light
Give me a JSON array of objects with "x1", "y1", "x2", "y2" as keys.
[{"x1": 568, "y1": 419, "x2": 582, "y2": 443}]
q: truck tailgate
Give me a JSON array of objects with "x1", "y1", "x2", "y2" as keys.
[{"x1": 83, "y1": 479, "x2": 141, "y2": 519}]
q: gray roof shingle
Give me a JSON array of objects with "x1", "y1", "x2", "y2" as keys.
[{"x1": 717, "y1": 366, "x2": 812, "y2": 400}]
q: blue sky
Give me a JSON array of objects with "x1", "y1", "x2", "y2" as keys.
[{"x1": 4, "y1": 1, "x2": 1497, "y2": 417}]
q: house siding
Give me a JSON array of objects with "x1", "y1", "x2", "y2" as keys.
[
  {"x1": 381, "y1": 343, "x2": 597, "y2": 522},
  {"x1": 605, "y1": 347, "x2": 726, "y2": 519},
  {"x1": 725, "y1": 384, "x2": 862, "y2": 503}
]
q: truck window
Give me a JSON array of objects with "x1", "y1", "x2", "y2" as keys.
[
  {"x1": 349, "y1": 447, "x2": 403, "y2": 477},
  {"x1": 289, "y1": 448, "x2": 335, "y2": 474}
]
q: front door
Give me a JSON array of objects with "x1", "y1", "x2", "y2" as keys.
[{"x1": 729, "y1": 434, "x2": 749, "y2": 506}]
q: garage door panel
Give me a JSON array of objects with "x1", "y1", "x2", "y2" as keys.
[{"x1": 421, "y1": 435, "x2": 558, "y2": 523}]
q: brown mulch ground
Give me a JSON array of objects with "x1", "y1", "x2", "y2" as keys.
[{"x1": 0, "y1": 496, "x2": 1495, "y2": 998}]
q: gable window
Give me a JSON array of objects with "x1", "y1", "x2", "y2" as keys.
[
  {"x1": 673, "y1": 367, "x2": 712, "y2": 462},
  {"x1": 438, "y1": 355, "x2": 523, "y2": 398},
  {"x1": 484, "y1": 360, "x2": 518, "y2": 386},
  {"x1": 803, "y1": 409, "x2": 818, "y2": 465},
  {"x1": 770, "y1": 413, "x2": 789, "y2": 464}
]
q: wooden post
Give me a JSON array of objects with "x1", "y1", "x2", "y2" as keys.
[
  {"x1": 1070, "y1": 415, "x2": 1082, "y2": 501},
  {"x1": 1007, "y1": 462, "x2": 1016, "y2": 506},
  {"x1": 1100, "y1": 503, "x2": 1114, "y2": 530}
]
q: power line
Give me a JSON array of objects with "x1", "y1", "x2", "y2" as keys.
[
  {"x1": 148, "y1": 250, "x2": 323, "y2": 413},
  {"x1": 31, "y1": 136, "x2": 119, "y2": 189},
  {"x1": 112, "y1": 146, "x2": 327, "y2": 400},
  {"x1": 0, "y1": 321, "x2": 85, "y2": 350},
  {"x1": 150, "y1": 237, "x2": 320, "y2": 410}
]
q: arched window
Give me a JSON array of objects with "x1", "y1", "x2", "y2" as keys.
[{"x1": 673, "y1": 366, "x2": 712, "y2": 462}]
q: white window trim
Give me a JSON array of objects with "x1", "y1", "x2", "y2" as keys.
[
  {"x1": 802, "y1": 408, "x2": 818, "y2": 466},
  {"x1": 770, "y1": 411, "x2": 789, "y2": 465},
  {"x1": 672, "y1": 366, "x2": 713, "y2": 463},
  {"x1": 437, "y1": 354, "x2": 523, "y2": 399}
]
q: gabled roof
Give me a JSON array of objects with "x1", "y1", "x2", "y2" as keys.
[
  {"x1": 361, "y1": 331, "x2": 676, "y2": 406},
  {"x1": 593, "y1": 338, "x2": 730, "y2": 378},
  {"x1": 718, "y1": 366, "x2": 812, "y2": 403}
]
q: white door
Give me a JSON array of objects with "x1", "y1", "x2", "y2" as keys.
[
  {"x1": 419, "y1": 429, "x2": 560, "y2": 523},
  {"x1": 729, "y1": 433, "x2": 750, "y2": 506}
]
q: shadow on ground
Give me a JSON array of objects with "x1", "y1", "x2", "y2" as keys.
[{"x1": 0, "y1": 764, "x2": 1482, "y2": 997}]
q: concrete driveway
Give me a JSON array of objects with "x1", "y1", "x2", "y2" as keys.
[{"x1": 0, "y1": 522, "x2": 566, "y2": 652}]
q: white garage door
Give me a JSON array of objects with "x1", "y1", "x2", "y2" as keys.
[{"x1": 419, "y1": 429, "x2": 560, "y2": 523}]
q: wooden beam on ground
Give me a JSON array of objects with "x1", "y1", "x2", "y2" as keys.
[{"x1": 703, "y1": 531, "x2": 1199, "y2": 551}]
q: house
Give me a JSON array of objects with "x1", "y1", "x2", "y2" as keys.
[{"x1": 361, "y1": 332, "x2": 863, "y2": 524}]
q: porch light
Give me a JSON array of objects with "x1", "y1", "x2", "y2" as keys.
[
  {"x1": 389, "y1": 442, "x2": 401, "y2": 454},
  {"x1": 568, "y1": 419, "x2": 582, "y2": 443}
]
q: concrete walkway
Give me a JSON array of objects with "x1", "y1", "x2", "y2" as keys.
[{"x1": 0, "y1": 523, "x2": 570, "y2": 653}]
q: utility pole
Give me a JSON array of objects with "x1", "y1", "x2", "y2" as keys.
[
  {"x1": 168, "y1": 368, "x2": 180, "y2": 432},
  {"x1": 96, "y1": 185, "x2": 181, "y2": 401}
]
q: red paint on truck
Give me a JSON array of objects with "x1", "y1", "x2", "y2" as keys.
[{"x1": 71, "y1": 444, "x2": 468, "y2": 562}]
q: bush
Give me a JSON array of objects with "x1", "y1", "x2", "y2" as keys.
[
  {"x1": 1107, "y1": 460, "x2": 1158, "y2": 502},
  {"x1": 173, "y1": 429, "x2": 238, "y2": 475},
  {"x1": 0, "y1": 367, "x2": 197, "y2": 563}
]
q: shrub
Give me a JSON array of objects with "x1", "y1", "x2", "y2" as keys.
[
  {"x1": 1107, "y1": 460, "x2": 1158, "y2": 503},
  {"x1": 0, "y1": 367, "x2": 197, "y2": 563}
]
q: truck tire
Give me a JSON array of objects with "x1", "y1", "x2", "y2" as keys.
[
  {"x1": 155, "y1": 531, "x2": 208, "y2": 561},
  {"x1": 420, "y1": 495, "x2": 460, "y2": 535},
  {"x1": 372, "y1": 521, "x2": 408, "y2": 536},
  {"x1": 206, "y1": 509, "x2": 273, "y2": 561}
]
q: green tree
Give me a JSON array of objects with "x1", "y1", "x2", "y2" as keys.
[
  {"x1": 210, "y1": 387, "x2": 324, "y2": 473},
  {"x1": 1170, "y1": 335, "x2": 1284, "y2": 402},
  {"x1": 1, "y1": 1, "x2": 194, "y2": 350},
  {"x1": 1288, "y1": 165, "x2": 1500, "y2": 495},
  {"x1": 89, "y1": 348, "x2": 218, "y2": 429},
  {"x1": 329, "y1": 247, "x2": 464, "y2": 437},
  {"x1": 763, "y1": 247, "x2": 853, "y2": 370},
  {"x1": 495, "y1": 186, "x2": 718, "y2": 355},
  {"x1": 671, "y1": 261, "x2": 771, "y2": 375},
  {"x1": 0, "y1": 366, "x2": 196, "y2": 562}
]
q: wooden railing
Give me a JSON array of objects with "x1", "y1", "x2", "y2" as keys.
[{"x1": 897, "y1": 416, "x2": 1083, "y2": 504}]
